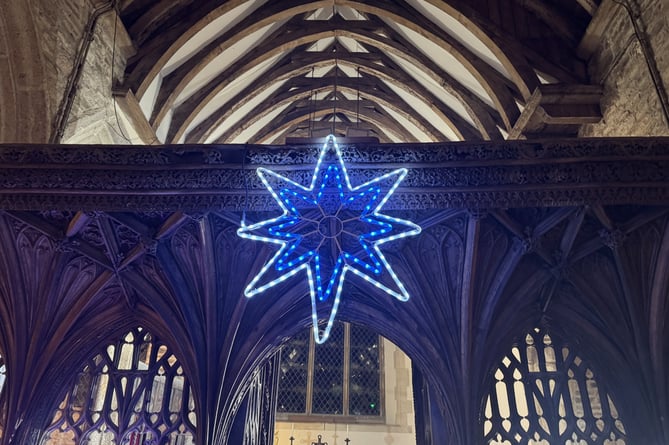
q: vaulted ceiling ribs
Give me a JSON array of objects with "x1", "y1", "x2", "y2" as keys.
[{"x1": 119, "y1": 0, "x2": 596, "y2": 144}]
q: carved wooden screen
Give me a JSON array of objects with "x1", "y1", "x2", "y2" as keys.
[
  {"x1": 42, "y1": 327, "x2": 196, "y2": 445},
  {"x1": 483, "y1": 328, "x2": 626, "y2": 445}
]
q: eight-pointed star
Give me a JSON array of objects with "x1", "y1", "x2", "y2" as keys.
[{"x1": 237, "y1": 135, "x2": 421, "y2": 343}]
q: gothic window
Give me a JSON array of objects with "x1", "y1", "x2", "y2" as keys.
[
  {"x1": 42, "y1": 327, "x2": 196, "y2": 445},
  {"x1": 276, "y1": 321, "x2": 382, "y2": 419},
  {"x1": 483, "y1": 328, "x2": 626, "y2": 445}
]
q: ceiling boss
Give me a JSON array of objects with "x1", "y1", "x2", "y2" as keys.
[{"x1": 238, "y1": 135, "x2": 421, "y2": 343}]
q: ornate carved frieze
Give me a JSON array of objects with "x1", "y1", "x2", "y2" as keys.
[{"x1": 0, "y1": 138, "x2": 667, "y2": 211}]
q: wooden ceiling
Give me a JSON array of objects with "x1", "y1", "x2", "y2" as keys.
[{"x1": 118, "y1": 0, "x2": 601, "y2": 144}]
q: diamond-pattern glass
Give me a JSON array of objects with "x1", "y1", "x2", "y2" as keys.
[
  {"x1": 277, "y1": 329, "x2": 310, "y2": 413},
  {"x1": 348, "y1": 324, "x2": 381, "y2": 415},
  {"x1": 276, "y1": 322, "x2": 383, "y2": 417},
  {"x1": 311, "y1": 322, "x2": 345, "y2": 414}
]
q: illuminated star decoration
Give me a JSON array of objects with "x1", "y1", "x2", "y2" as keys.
[{"x1": 237, "y1": 135, "x2": 421, "y2": 343}]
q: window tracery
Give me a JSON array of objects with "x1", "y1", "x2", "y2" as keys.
[
  {"x1": 483, "y1": 328, "x2": 626, "y2": 445},
  {"x1": 42, "y1": 327, "x2": 196, "y2": 445}
]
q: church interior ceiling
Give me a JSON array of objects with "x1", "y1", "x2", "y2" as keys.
[{"x1": 116, "y1": 0, "x2": 602, "y2": 144}]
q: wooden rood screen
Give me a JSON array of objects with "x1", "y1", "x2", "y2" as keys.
[{"x1": 0, "y1": 138, "x2": 666, "y2": 444}]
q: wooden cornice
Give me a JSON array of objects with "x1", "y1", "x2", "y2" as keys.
[{"x1": 0, "y1": 138, "x2": 668, "y2": 212}]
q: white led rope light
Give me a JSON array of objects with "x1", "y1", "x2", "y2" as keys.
[{"x1": 237, "y1": 135, "x2": 421, "y2": 343}]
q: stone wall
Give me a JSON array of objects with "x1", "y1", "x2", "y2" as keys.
[
  {"x1": 0, "y1": 0, "x2": 137, "y2": 144},
  {"x1": 0, "y1": 1, "x2": 51, "y2": 142},
  {"x1": 32, "y1": 0, "x2": 90, "y2": 136},
  {"x1": 58, "y1": 9, "x2": 137, "y2": 145},
  {"x1": 580, "y1": 0, "x2": 669, "y2": 136}
]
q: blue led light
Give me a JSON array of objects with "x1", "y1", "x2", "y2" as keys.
[{"x1": 237, "y1": 135, "x2": 421, "y2": 343}]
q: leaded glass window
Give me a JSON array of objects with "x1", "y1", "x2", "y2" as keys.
[
  {"x1": 483, "y1": 328, "x2": 626, "y2": 445},
  {"x1": 277, "y1": 322, "x2": 382, "y2": 418},
  {"x1": 41, "y1": 327, "x2": 196, "y2": 445}
]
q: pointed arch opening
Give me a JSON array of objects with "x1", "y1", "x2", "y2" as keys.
[
  {"x1": 272, "y1": 320, "x2": 416, "y2": 444},
  {"x1": 483, "y1": 328, "x2": 626, "y2": 445},
  {"x1": 41, "y1": 327, "x2": 196, "y2": 445}
]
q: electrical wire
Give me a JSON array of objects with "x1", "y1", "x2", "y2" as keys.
[
  {"x1": 241, "y1": 143, "x2": 249, "y2": 226},
  {"x1": 356, "y1": 67, "x2": 360, "y2": 128},
  {"x1": 110, "y1": 9, "x2": 133, "y2": 143},
  {"x1": 308, "y1": 67, "x2": 316, "y2": 138},
  {"x1": 612, "y1": 0, "x2": 669, "y2": 127},
  {"x1": 332, "y1": 47, "x2": 338, "y2": 134}
]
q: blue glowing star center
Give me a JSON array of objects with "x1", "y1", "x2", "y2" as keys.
[{"x1": 237, "y1": 135, "x2": 421, "y2": 343}]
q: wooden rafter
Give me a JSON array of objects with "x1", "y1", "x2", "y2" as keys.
[
  {"x1": 123, "y1": 0, "x2": 251, "y2": 96},
  {"x1": 353, "y1": 4, "x2": 524, "y2": 124},
  {"x1": 420, "y1": 0, "x2": 586, "y2": 83},
  {"x1": 162, "y1": 15, "x2": 506, "y2": 143},
  {"x1": 576, "y1": 0, "x2": 599, "y2": 15},
  {"x1": 185, "y1": 45, "x2": 490, "y2": 143},
  {"x1": 150, "y1": 13, "x2": 307, "y2": 127},
  {"x1": 359, "y1": 17, "x2": 516, "y2": 131},
  {"x1": 149, "y1": 11, "x2": 523, "y2": 142},
  {"x1": 212, "y1": 73, "x2": 456, "y2": 142},
  {"x1": 161, "y1": 17, "x2": 362, "y2": 142},
  {"x1": 279, "y1": 121, "x2": 392, "y2": 143},
  {"x1": 362, "y1": 45, "x2": 503, "y2": 139},
  {"x1": 122, "y1": 0, "x2": 590, "y2": 145},
  {"x1": 246, "y1": 99, "x2": 418, "y2": 143},
  {"x1": 511, "y1": 0, "x2": 583, "y2": 45}
]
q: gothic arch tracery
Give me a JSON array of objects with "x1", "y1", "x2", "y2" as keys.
[
  {"x1": 483, "y1": 328, "x2": 626, "y2": 445},
  {"x1": 42, "y1": 327, "x2": 196, "y2": 445}
]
